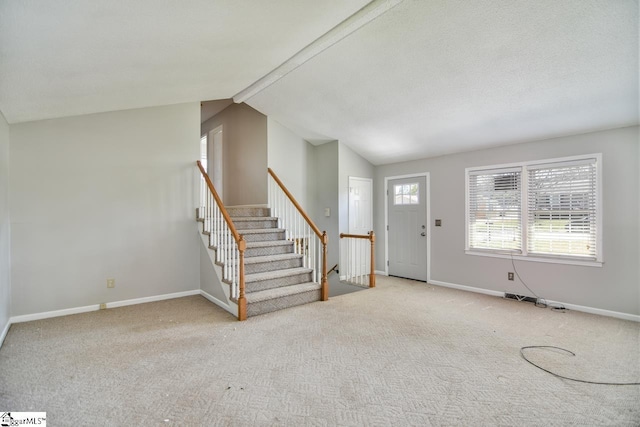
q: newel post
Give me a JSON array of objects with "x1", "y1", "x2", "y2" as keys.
[
  {"x1": 321, "y1": 231, "x2": 328, "y2": 301},
  {"x1": 369, "y1": 231, "x2": 376, "y2": 288},
  {"x1": 238, "y1": 237, "x2": 247, "y2": 321}
]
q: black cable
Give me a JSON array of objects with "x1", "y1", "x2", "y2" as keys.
[
  {"x1": 520, "y1": 346, "x2": 640, "y2": 386},
  {"x1": 509, "y1": 251, "x2": 566, "y2": 310}
]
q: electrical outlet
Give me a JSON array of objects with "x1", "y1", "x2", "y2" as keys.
[
  {"x1": 508, "y1": 272, "x2": 514, "y2": 281},
  {"x1": 99, "y1": 303, "x2": 107, "y2": 310},
  {"x1": 107, "y1": 278, "x2": 115, "y2": 288}
]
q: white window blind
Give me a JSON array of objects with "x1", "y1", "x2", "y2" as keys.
[
  {"x1": 468, "y1": 168, "x2": 522, "y2": 252},
  {"x1": 527, "y1": 159, "x2": 597, "y2": 259}
]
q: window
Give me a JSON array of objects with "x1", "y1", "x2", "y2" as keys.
[
  {"x1": 468, "y1": 168, "x2": 521, "y2": 251},
  {"x1": 466, "y1": 155, "x2": 601, "y2": 265},
  {"x1": 394, "y1": 183, "x2": 419, "y2": 205}
]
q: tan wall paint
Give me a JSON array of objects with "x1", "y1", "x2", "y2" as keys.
[{"x1": 201, "y1": 103, "x2": 267, "y2": 206}]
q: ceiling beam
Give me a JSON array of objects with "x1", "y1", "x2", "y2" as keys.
[{"x1": 232, "y1": 0, "x2": 405, "y2": 104}]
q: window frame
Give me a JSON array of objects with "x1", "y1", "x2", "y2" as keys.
[{"x1": 465, "y1": 153, "x2": 603, "y2": 267}]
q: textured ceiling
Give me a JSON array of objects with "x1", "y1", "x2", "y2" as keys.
[
  {"x1": 247, "y1": 0, "x2": 639, "y2": 164},
  {"x1": 0, "y1": 0, "x2": 369, "y2": 123},
  {"x1": 2, "y1": 0, "x2": 638, "y2": 164}
]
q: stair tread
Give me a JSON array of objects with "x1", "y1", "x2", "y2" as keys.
[
  {"x1": 245, "y1": 282, "x2": 321, "y2": 303},
  {"x1": 245, "y1": 240, "x2": 293, "y2": 248},
  {"x1": 244, "y1": 253, "x2": 303, "y2": 265},
  {"x1": 237, "y1": 228, "x2": 285, "y2": 234},
  {"x1": 245, "y1": 267, "x2": 313, "y2": 282},
  {"x1": 231, "y1": 216, "x2": 277, "y2": 221}
]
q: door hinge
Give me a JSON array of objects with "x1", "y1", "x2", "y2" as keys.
[
  {"x1": 386, "y1": 225, "x2": 389, "y2": 231},
  {"x1": 386, "y1": 189, "x2": 388, "y2": 196},
  {"x1": 387, "y1": 260, "x2": 389, "y2": 266}
]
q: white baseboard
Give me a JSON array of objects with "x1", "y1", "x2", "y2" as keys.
[
  {"x1": 428, "y1": 279, "x2": 639, "y2": 322},
  {"x1": 428, "y1": 279, "x2": 505, "y2": 298},
  {"x1": 11, "y1": 303, "x2": 100, "y2": 324},
  {"x1": 542, "y1": 299, "x2": 640, "y2": 322},
  {"x1": 200, "y1": 289, "x2": 237, "y2": 317},
  {"x1": 10, "y1": 289, "x2": 201, "y2": 324},
  {"x1": 107, "y1": 290, "x2": 200, "y2": 309},
  {"x1": 0, "y1": 319, "x2": 10, "y2": 349},
  {"x1": 374, "y1": 270, "x2": 388, "y2": 276}
]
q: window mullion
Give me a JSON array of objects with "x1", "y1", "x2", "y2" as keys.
[{"x1": 521, "y1": 166, "x2": 528, "y2": 256}]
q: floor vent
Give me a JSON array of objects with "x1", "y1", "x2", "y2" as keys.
[{"x1": 504, "y1": 293, "x2": 537, "y2": 304}]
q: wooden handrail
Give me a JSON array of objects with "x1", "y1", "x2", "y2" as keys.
[
  {"x1": 268, "y1": 168, "x2": 323, "y2": 239},
  {"x1": 197, "y1": 160, "x2": 247, "y2": 320},
  {"x1": 197, "y1": 161, "x2": 241, "y2": 245},
  {"x1": 339, "y1": 233, "x2": 371, "y2": 239}
]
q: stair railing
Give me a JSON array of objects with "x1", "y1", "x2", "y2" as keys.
[
  {"x1": 268, "y1": 168, "x2": 328, "y2": 301},
  {"x1": 339, "y1": 232, "x2": 376, "y2": 288},
  {"x1": 197, "y1": 161, "x2": 247, "y2": 320}
]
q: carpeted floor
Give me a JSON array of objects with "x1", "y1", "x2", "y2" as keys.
[{"x1": 1, "y1": 276, "x2": 638, "y2": 426}]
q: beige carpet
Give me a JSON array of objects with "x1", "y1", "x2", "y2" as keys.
[{"x1": 1, "y1": 276, "x2": 638, "y2": 426}]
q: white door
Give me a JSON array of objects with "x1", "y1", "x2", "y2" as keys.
[
  {"x1": 388, "y1": 176, "x2": 427, "y2": 281},
  {"x1": 349, "y1": 177, "x2": 372, "y2": 234},
  {"x1": 208, "y1": 126, "x2": 223, "y2": 202},
  {"x1": 346, "y1": 177, "x2": 373, "y2": 280}
]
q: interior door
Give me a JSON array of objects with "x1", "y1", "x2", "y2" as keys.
[
  {"x1": 208, "y1": 125, "x2": 223, "y2": 202},
  {"x1": 347, "y1": 177, "x2": 373, "y2": 277},
  {"x1": 388, "y1": 176, "x2": 427, "y2": 281}
]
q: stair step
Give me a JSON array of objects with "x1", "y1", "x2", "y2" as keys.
[
  {"x1": 238, "y1": 228, "x2": 285, "y2": 242},
  {"x1": 245, "y1": 267, "x2": 313, "y2": 293},
  {"x1": 226, "y1": 206, "x2": 271, "y2": 217},
  {"x1": 244, "y1": 253, "x2": 303, "y2": 274},
  {"x1": 231, "y1": 216, "x2": 279, "y2": 230},
  {"x1": 245, "y1": 282, "x2": 322, "y2": 317},
  {"x1": 245, "y1": 240, "x2": 294, "y2": 257}
]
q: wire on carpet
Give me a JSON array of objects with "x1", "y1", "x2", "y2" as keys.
[{"x1": 520, "y1": 345, "x2": 640, "y2": 386}]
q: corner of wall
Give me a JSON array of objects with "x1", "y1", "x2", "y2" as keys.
[{"x1": 0, "y1": 109, "x2": 12, "y2": 348}]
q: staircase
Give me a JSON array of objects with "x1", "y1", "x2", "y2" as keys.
[
  {"x1": 196, "y1": 161, "x2": 328, "y2": 320},
  {"x1": 221, "y1": 206, "x2": 322, "y2": 317}
]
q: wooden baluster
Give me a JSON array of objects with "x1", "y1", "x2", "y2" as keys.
[
  {"x1": 321, "y1": 231, "x2": 328, "y2": 301},
  {"x1": 369, "y1": 231, "x2": 376, "y2": 288},
  {"x1": 237, "y1": 237, "x2": 247, "y2": 321}
]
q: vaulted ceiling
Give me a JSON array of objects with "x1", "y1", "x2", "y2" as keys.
[{"x1": 1, "y1": 0, "x2": 638, "y2": 165}]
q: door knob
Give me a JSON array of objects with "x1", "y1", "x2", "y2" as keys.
[{"x1": 420, "y1": 232, "x2": 426, "y2": 236}]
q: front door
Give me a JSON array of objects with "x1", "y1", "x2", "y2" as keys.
[{"x1": 388, "y1": 176, "x2": 427, "y2": 281}]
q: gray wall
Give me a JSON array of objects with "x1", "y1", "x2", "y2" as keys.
[
  {"x1": 201, "y1": 103, "x2": 267, "y2": 206},
  {"x1": 0, "y1": 111, "x2": 10, "y2": 334},
  {"x1": 9, "y1": 103, "x2": 201, "y2": 316},
  {"x1": 375, "y1": 126, "x2": 639, "y2": 315},
  {"x1": 314, "y1": 141, "x2": 340, "y2": 270},
  {"x1": 267, "y1": 117, "x2": 315, "y2": 211}
]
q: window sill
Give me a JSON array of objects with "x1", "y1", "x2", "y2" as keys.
[{"x1": 465, "y1": 250, "x2": 603, "y2": 267}]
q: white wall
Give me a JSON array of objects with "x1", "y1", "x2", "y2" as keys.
[
  {"x1": 0, "y1": 111, "x2": 11, "y2": 337},
  {"x1": 9, "y1": 103, "x2": 201, "y2": 316},
  {"x1": 375, "y1": 126, "x2": 640, "y2": 316}
]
